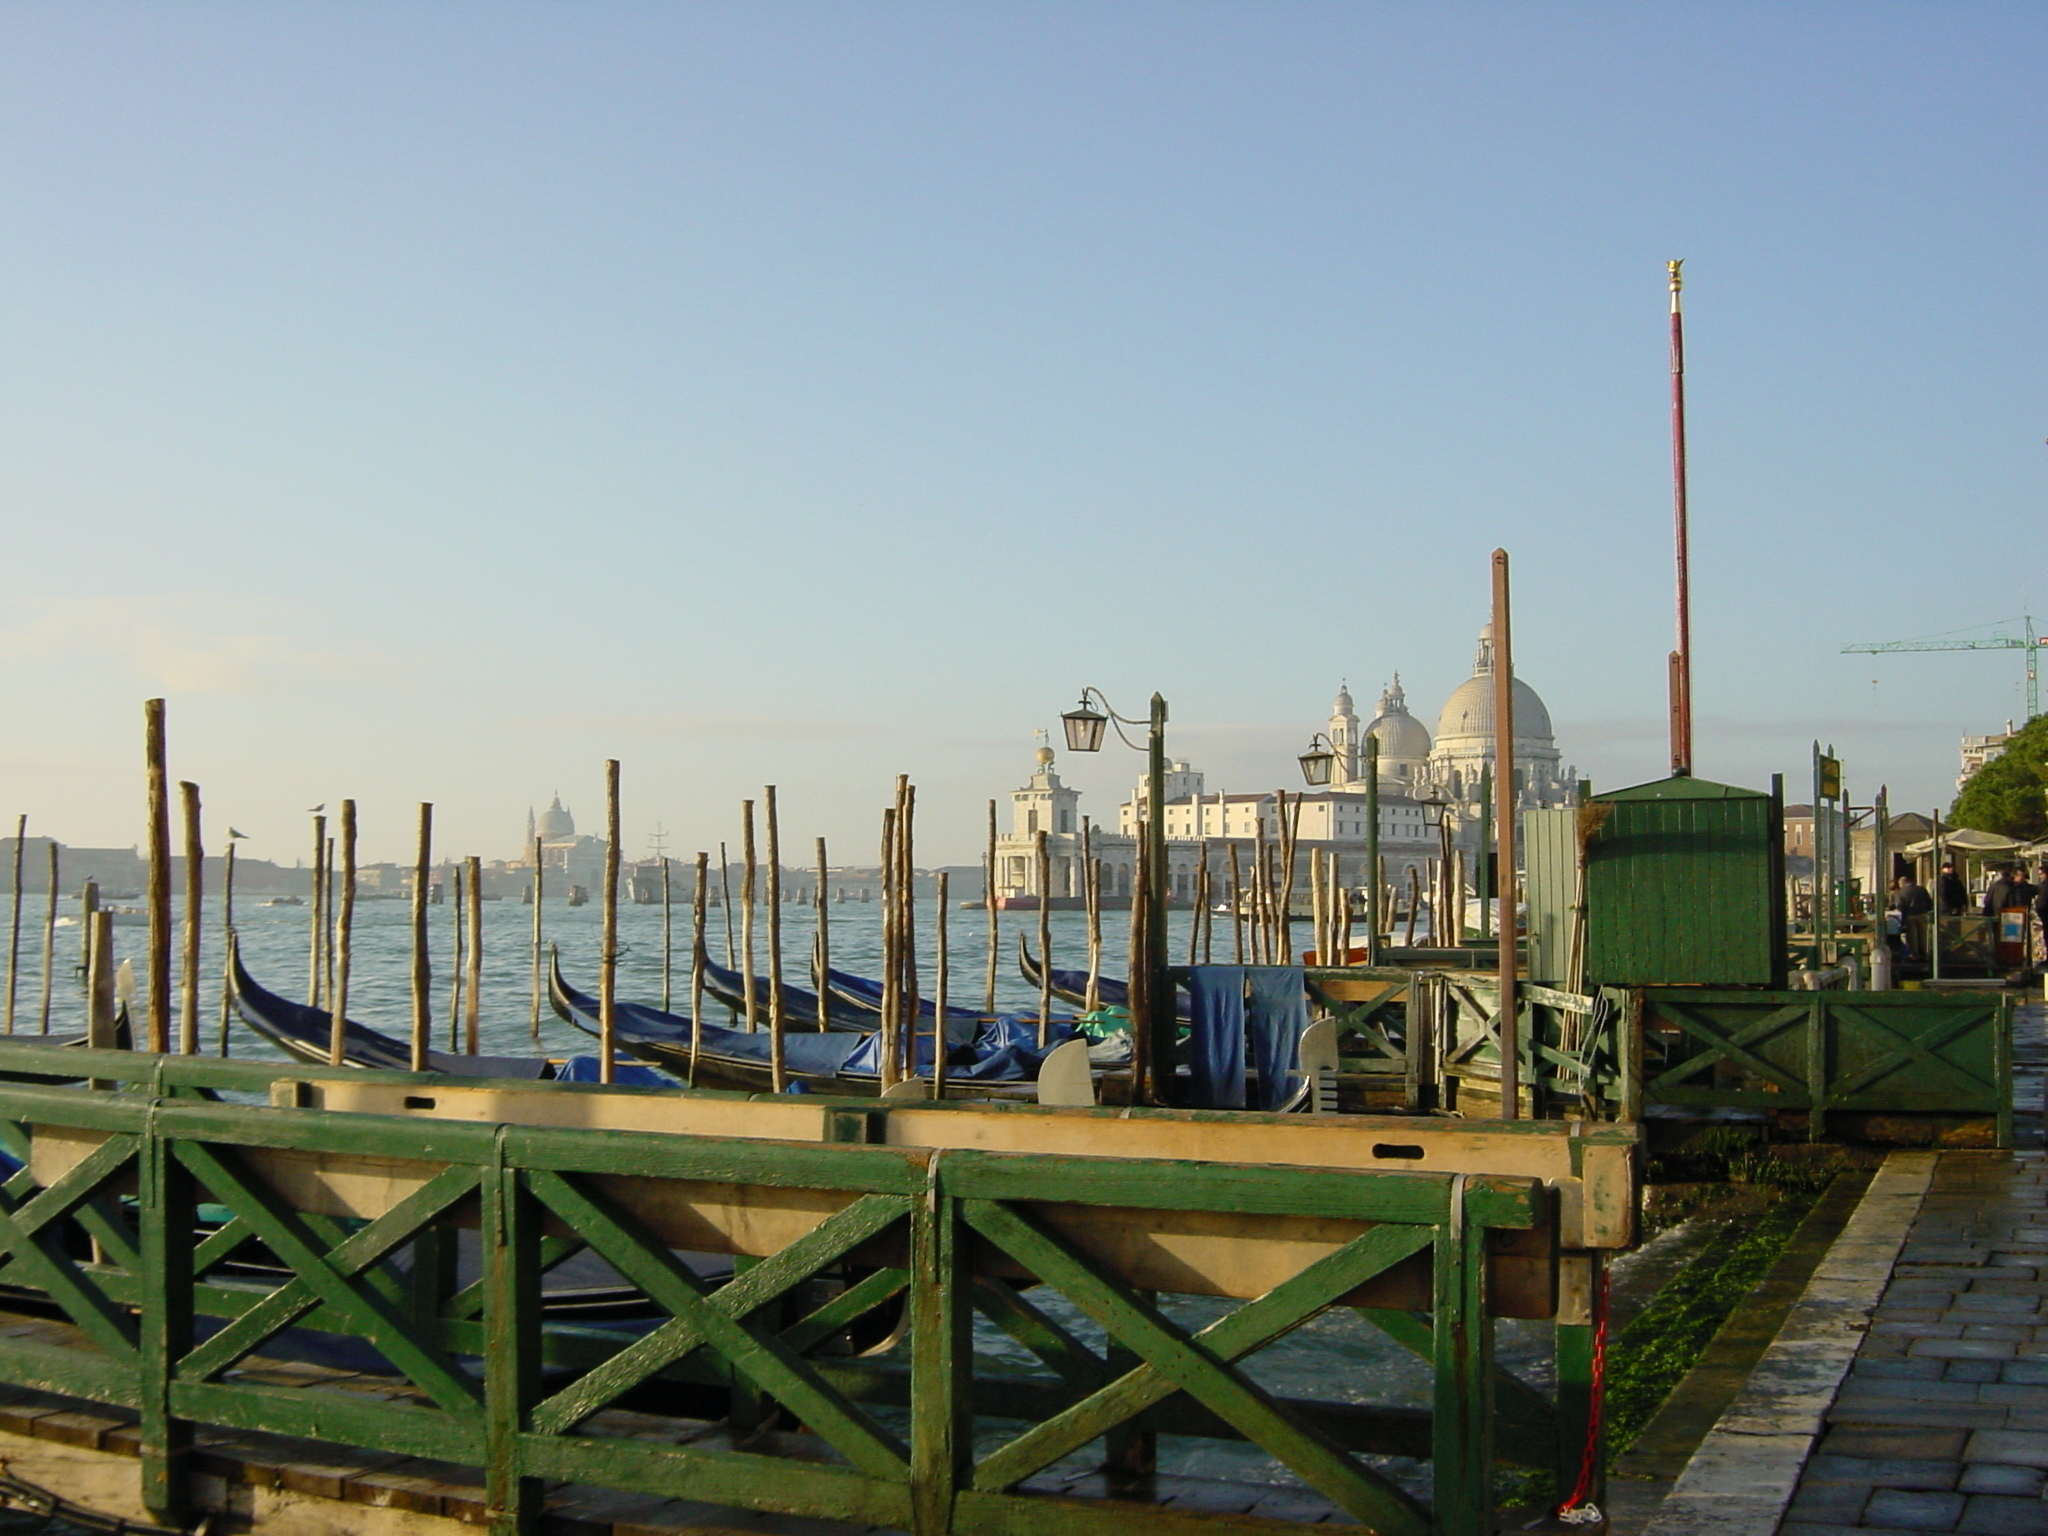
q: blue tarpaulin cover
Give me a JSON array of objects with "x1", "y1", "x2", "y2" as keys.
[{"x1": 1184, "y1": 966, "x2": 1306, "y2": 1111}]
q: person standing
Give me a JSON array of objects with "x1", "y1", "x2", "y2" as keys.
[
  {"x1": 1939, "y1": 861, "x2": 1968, "y2": 917},
  {"x1": 1892, "y1": 873, "x2": 1933, "y2": 961}
]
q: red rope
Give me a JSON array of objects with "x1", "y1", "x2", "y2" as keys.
[{"x1": 1556, "y1": 1262, "x2": 1610, "y2": 1522}]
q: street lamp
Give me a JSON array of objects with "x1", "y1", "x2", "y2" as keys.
[
  {"x1": 1061, "y1": 699, "x2": 1109, "y2": 755},
  {"x1": 1297, "y1": 735, "x2": 1338, "y2": 787},
  {"x1": 1061, "y1": 687, "x2": 1171, "y2": 1104}
]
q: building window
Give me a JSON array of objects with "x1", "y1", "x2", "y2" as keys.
[{"x1": 1027, "y1": 810, "x2": 1039, "y2": 834}]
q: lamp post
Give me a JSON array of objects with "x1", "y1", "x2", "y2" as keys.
[
  {"x1": 1298, "y1": 731, "x2": 1379, "y2": 963},
  {"x1": 1064, "y1": 689, "x2": 1171, "y2": 1104}
]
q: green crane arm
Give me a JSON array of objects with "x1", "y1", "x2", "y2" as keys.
[{"x1": 1840, "y1": 616, "x2": 2040, "y2": 720}]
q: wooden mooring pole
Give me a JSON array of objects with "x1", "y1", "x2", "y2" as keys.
[
  {"x1": 411, "y1": 804, "x2": 432, "y2": 1072},
  {"x1": 530, "y1": 836, "x2": 543, "y2": 1039},
  {"x1": 217, "y1": 840, "x2": 235, "y2": 1054},
  {"x1": 690, "y1": 851, "x2": 708, "y2": 1086},
  {"x1": 308, "y1": 813, "x2": 327, "y2": 1012},
  {"x1": 178, "y1": 782, "x2": 202, "y2": 1054},
  {"x1": 661, "y1": 855, "x2": 674, "y2": 1013},
  {"x1": 601, "y1": 760, "x2": 621, "y2": 1084},
  {"x1": 1034, "y1": 829, "x2": 1052, "y2": 1044},
  {"x1": 1492, "y1": 547, "x2": 1520, "y2": 1118},
  {"x1": 740, "y1": 805, "x2": 758, "y2": 1032},
  {"x1": 447, "y1": 862, "x2": 465, "y2": 1051},
  {"x1": 765, "y1": 786, "x2": 786, "y2": 1094},
  {"x1": 332, "y1": 801, "x2": 356, "y2": 1067},
  {"x1": 984, "y1": 799, "x2": 998, "y2": 1015},
  {"x1": 465, "y1": 854, "x2": 482, "y2": 1056},
  {"x1": 5, "y1": 813, "x2": 24, "y2": 1035},
  {"x1": 145, "y1": 699, "x2": 172, "y2": 1055},
  {"x1": 934, "y1": 870, "x2": 950, "y2": 1100},
  {"x1": 813, "y1": 836, "x2": 830, "y2": 1030},
  {"x1": 37, "y1": 843, "x2": 57, "y2": 1035}
]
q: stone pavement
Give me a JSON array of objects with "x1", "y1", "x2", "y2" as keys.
[{"x1": 1777, "y1": 1000, "x2": 2048, "y2": 1536}]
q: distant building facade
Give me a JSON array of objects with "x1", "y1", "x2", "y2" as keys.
[{"x1": 990, "y1": 618, "x2": 1573, "y2": 906}]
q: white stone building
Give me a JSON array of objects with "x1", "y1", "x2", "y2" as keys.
[{"x1": 988, "y1": 618, "x2": 1575, "y2": 906}]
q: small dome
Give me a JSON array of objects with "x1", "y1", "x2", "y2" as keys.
[
  {"x1": 1366, "y1": 674, "x2": 1431, "y2": 761},
  {"x1": 1434, "y1": 674, "x2": 1554, "y2": 745},
  {"x1": 1368, "y1": 709, "x2": 1432, "y2": 761},
  {"x1": 536, "y1": 794, "x2": 575, "y2": 840}
]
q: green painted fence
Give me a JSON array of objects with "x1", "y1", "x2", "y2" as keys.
[
  {"x1": 0, "y1": 1047, "x2": 1594, "y2": 1536},
  {"x1": 1637, "y1": 987, "x2": 2014, "y2": 1145}
]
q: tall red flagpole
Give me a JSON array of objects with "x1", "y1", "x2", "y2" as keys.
[{"x1": 1668, "y1": 259, "x2": 1693, "y2": 776}]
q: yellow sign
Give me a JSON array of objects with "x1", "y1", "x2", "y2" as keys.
[{"x1": 1818, "y1": 755, "x2": 1842, "y2": 801}]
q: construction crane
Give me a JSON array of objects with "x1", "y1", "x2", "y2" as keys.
[{"x1": 1841, "y1": 615, "x2": 2043, "y2": 721}]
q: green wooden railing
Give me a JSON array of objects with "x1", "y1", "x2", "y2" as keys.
[
  {"x1": 1638, "y1": 987, "x2": 2014, "y2": 1145},
  {"x1": 0, "y1": 1051, "x2": 1596, "y2": 1536}
]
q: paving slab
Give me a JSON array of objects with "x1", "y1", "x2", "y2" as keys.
[
  {"x1": 1757, "y1": 1000, "x2": 2048, "y2": 1533},
  {"x1": 1637, "y1": 1151, "x2": 1938, "y2": 1536}
]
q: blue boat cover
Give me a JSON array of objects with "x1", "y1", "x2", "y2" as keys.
[
  {"x1": 555, "y1": 965, "x2": 1075, "y2": 1084},
  {"x1": 556, "y1": 1056, "x2": 674, "y2": 1087},
  {"x1": 1185, "y1": 968, "x2": 1248, "y2": 1109},
  {"x1": 1246, "y1": 967, "x2": 1307, "y2": 1111},
  {"x1": 1184, "y1": 966, "x2": 1306, "y2": 1111}
]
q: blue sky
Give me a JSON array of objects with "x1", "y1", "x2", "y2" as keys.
[{"x1": 1, "y1": 2, "x2": 2042, "y2": 865}]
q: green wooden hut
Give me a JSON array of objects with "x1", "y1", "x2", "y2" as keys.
[{"x1": 1582, "y1": 774, "x2": 1786, "y2": 989}]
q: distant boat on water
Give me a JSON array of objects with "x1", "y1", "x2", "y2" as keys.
[{"x1": 262, "y1": 895, "x2": 304, "y2": 908}]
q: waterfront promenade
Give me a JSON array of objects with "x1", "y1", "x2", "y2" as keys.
[{"x1": 1638, "y1": 1000, "x2": 2048, "y2": 1536}]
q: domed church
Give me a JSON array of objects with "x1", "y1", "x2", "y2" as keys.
[{"x1": 1321, "y1": 623, "x2": 1575, "y2": 831}]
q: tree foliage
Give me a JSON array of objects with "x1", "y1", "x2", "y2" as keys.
[{"x1": 1950, "y1": 714, "x2": 2048, "y2": 840}]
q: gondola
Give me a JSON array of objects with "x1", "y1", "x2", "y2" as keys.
[
  {"x1": 1017, "y1": 936, "x2": 1191, "y2": 1020},
  {"x1": 550, "y1": 957, "x2": 1076, "y2": 1098},
  {"x1": 697, "y1": 956, "x2": 876, "y2": 1031},
  {"x1": 822, "y1": 965, "x2": 1005, "y2": 1029},
  {"x1": 0, "y1": 1010, "x2": 135, "y2": 1085},
  {"x1": 230, "y1": 949, "x2": 562, "y2": 1078}
]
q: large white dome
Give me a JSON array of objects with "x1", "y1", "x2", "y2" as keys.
[{"x1": 1434, "y1": 674, "x2": 1554, "y2": 746}]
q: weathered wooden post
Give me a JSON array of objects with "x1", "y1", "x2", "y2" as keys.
[
  {"x1": 897, "y1": 778, "x2": 919, "y2": 1081},
  {"x1": 934, "y1": 870, "x2": 950, "y2": 1098},
  {"x1": 1084, "y1": 816, "x2": 1102, "y2": 1014},
  {"x1": 4, "y1": 813, "x2": 24, "y2": 1034},
  {"x1": 813, "y1": 836, "x2": 831, "y2": 1029},
  {"x1": 661, "y1": 854, "x2": 674, "y2": 1012},
  {"x1": 601, "y1": 760, "x2": 621, "y2": 1084},
  {"x1": 217, "y1": 841, "x2": 236, "y2": 1054},
  {"x1": 1228, "y1": 842, "x2": 1245, "y2": 963},
  {"x1": 178, "y1": 783, "x2": 202, "y2": 1053},
  {"x1": 1035, "y1": 828, "x2": 1052, "y2": 1044},
  {"x1": 879, "y1": 805, "x2": 901, "y2": 1089},
  {"x1": 332, "y1": 801, "x2": 356, "y2": 1066},
  {"x1": 984, "y1": 799, "x2": 999, "y2": 1014},
  {"x1": 448, "y1": 862, "x2": 465, "y2": 1051},
  {"x1": 466, "y1": 854, "x2": 483, "y2": 1055},
  {"x1": 690, "y1": 851, "x2": 709, "y2": 1086},
  {"x1": 530, "y1": 836, "x2": 544, "y2": 1039},
  {"x1": 765, "y1": 786, "x2": 787, "y2": 1093},
  {"x1": 308, "y1": 813, "x2": 326, "y2": 1011},
  {"x1": 740, "y1": 802, "x2": 759, "y2": 1032},
  {"x1": 88, "y1": 909, "x2": 117, "y2": 1051},
  {"x1": 37, "y1": 843, "x2": 57, "y2": 1034},
  {"x1": 1492, "y1": 547, "x2": 1521, "y2": 1118},
  {"x1": 145, "y1": 699, "x2": 172, "y2": 1054},
  {"x1": 411, "y1": 804, "x2": 432, "y2": 1072},
  {"x1": 718, "y1": 841, "x2": 736, "y2": 969}
]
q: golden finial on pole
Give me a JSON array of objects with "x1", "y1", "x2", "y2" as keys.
[{"x1": 1668, "y1": 258, "x2": 1684, "y2": 308}]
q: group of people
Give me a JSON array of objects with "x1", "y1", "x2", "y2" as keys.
[{"x1": 1886, "y1": 861, "x2": 2048, "y2": 961}]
